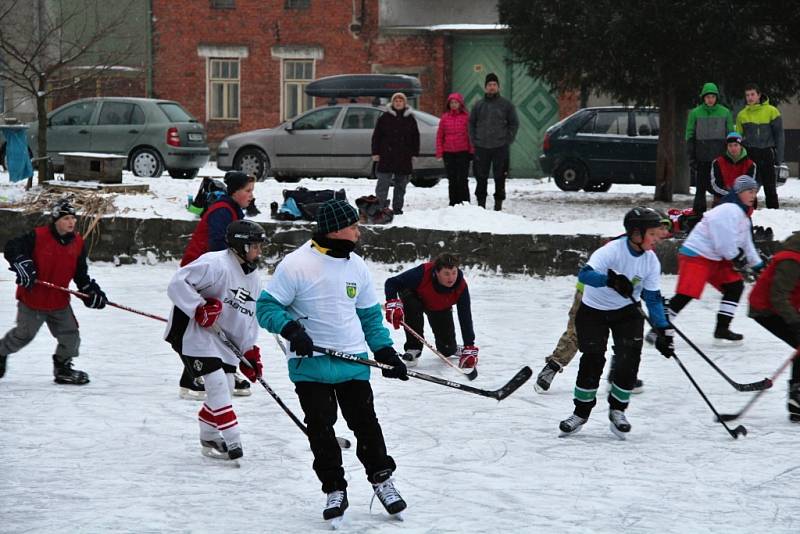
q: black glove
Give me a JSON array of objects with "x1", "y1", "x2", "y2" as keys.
[
  {"x1": 10, "y1": 255, "x2": 37, "y2": 289},
  {"x1": 732, "y1": 248, "x2": 748, "y2": 272},
  {"x1": 80, "y1": 279, "x2": 107, "y2": 309},
  {"x1": 606, "y1": 269, "x2": 634, "y2": 299},
  {"x1": 374, "y1": 347, "x2": 409, "y2": 381},
  {"x1": 281, "y1": 320, "x2": 314, "y2": 357},
  {"x1": 655, "y1": 327, "x2": 675, "y2": 358}
]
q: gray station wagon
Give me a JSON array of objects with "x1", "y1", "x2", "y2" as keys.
[
  {"x1": 1, "y1": 97, "x2": 209, "y2": 179},
  {"x1": 216, "y1": 103, "x2": 445, "y2": 186}
]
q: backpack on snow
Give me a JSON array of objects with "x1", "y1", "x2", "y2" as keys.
[
  {"x1": 187, "y1": 177, "x2": 226, "y2": 216},
  {"x1": 356, "y1": 195, "x2": 394, "y2": 225},
  {"x1": 271, "y1": 187, "x2": 347, "y2": 221}
]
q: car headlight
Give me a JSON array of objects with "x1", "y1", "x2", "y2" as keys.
[{"x1": 218, "y1": 140, "x2": 229, "y2": 151}]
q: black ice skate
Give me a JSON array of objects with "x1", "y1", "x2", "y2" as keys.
[
  {"x1": 179, "y1": 376, "x2": 206, "y2": 401},
  {"x1": 53, "y1": 356, "x2": 89, "y2": 385},
  {"x1": 789, "y1": 381, "x2": 800, "y2": 423},
  {"x1": 713, "y1": 327, "x2": 744, "y2": 345},
  {"x1": 559, "y1": 414, "x2": 587, "y2": 436},
  {"x1": 233, "y1": 374, "x2": 252, "y2": 397},
  {"x1": 370, "y1": 469, "x2": 407, "y2": 516},
  {"x1": 323, "y1": 489, "x2": 349, "y2": 521},
  {"x1": 0, "y1": 354, "x2": 7, "y2": 379},
  {"x1": 534, "y1": 360, "x2": 562, "y2": 393},
  {"x1": 609, "y1": 409, "x2": 631, "y2": 440},
  {"x1": 200, "y1": 437, "x2": 228, "y2": 459},
  {"x1": 401, "y1": 349, "x2": 421, "y2": 368}
]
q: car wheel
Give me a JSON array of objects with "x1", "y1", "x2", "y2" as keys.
[
  {"x1": 233, "y1": 147, "x2": 270, "y2": 181},
  {"x1": 584, "y1": 181, "x2": 612, "y2": 192},
  {"x1": 554, "y1": 161, "x2": 588, "y2": 191},
  {"x1": 130, "y1": 147, "x2": 164, "y2": 178},
  {"x1": 168, "y1": 168, "x2": 200, "y2": 180},
  {"x1": 410, "y1": 177, "x2": 440, "y2": 188}
]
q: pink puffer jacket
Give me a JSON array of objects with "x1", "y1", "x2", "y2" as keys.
[{"x1": 435, "y1": 93, "x2": 473, "y2": 158}]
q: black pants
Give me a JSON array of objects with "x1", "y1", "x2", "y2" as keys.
[
  {"x1": 752, "y1": 315, "x2": 800, "y2": 382},
  {"x1": 474, "y1": 145, "x2": 509, "y2": 205},
  {"x1": 295, "y1": 380, "x2": 396, "y2": 493},
  {"x1": 573, "y1": 303, "x2": 644, "y2": 418},
  {"x1": 747, "y1": 146, "x2": 778, "y2": 209},
  {"x1": 400, "y1": 289, "x2": 458, "y2": 356},
  {"x1": 692, "y1": 160, "x2": 713, "y2": 214},
  {"x1": 443, "y1": 151, "x2": 471, "y2": 206}
]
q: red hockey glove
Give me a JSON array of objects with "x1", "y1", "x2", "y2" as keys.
[
  {"x1": 240, "y1": 346, "x2": 263, "y2": 382},
  {"x1": 195, "y1": 298, "x2": 222, "y2": 328},
  {"x1": 459, "y1": 345, "x2": 479, "y2": 369},
  {"x1": 384, "y1": 299, "x2": 404, "y2": 330}
]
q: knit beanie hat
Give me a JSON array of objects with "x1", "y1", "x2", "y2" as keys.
[
  {"x1": 485, "y1": 72, "x2": 499, "y2": 86},
  {"x1": 733, "y1": 175, "x2": 760, "y2": 193},
  {"x1": 726, "y1": 131, "x2": 743, "y2": 144},
  {"x1": 224, "y1": 171, "x2": 253, "y2": 195},
  {"x1": 316, "y1": 199, "x2": 359, "y2": 234},
  {"x1": 51, "y1": 199, "x2": 77, "y2": 221}
]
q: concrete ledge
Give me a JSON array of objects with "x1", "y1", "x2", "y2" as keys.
[{"x1": 0, "y1": 209, "x2": 775, "y2": 276}]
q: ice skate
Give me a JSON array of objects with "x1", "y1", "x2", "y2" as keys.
[
  {"x1": 200, "y1": 437, "x2": 228, "y2": 459},
  {"x1": 323, "y1": 489, "x2": 348, "y2": 527},
  {"x1": 401, "y1": 349, "x2": 421, "y2": 368},
  {"x1": 179, "y1": 376, "x2": 207, "y2": 401},
  {"x1": 53, "y1": 356, "x2": 89, "y2": 385},
  {"x1": 559, "y1": 414, "x2": 587, "y2": 436},
  {"x1": 233, "y1": 374, "x2": 252, "y2": 397},
  {"x1": 609, "y1": 409, "x2": 631, "y2": 440},
  {"x1": 534, "y1": 360, "x2": 561, "y2": 393},
  {"x1": 370, "y1": 469, "x2": 407, "y2": 516},
  {"x1": 713, "y1": 327, "x2": 744, "y2": 345}
]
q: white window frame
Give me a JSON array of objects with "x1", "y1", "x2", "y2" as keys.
[
  {"x1": 208, "y1": 58, "x2": 240, "y2": 121},
  {"x1": 281, "y1": 59, "x2": 315, "y2": 122}
]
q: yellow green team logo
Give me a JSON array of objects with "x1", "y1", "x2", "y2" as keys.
[{"x1": 346, "y1": 282, "x2": 357, "y2": 298}]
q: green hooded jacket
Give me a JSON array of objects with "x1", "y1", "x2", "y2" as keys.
[{"x1": 685, "y1": 83, "x2": 734, "y2": 162}]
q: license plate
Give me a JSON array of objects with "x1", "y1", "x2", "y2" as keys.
[{"x1": 188, "y1": 132, "x2": 203, "y2": 142}]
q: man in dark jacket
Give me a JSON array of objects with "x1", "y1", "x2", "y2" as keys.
[
  {"x1": 383, "y1": 253, "x2": 478, "y2": 369},
  {"x1": 469, "y1": 72, "x2": 519, "y2": 211},
  {"x1": 748, "y1": 231, "x2": 800, "y2": 422},
  {"x1": 0, "y1": 199, "x2": 107, "y2": 384},
  {"x1": 371, "y1": 92, "x2": 420, "y2": 215}
]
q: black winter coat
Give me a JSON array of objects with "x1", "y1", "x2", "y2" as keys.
[{"x1": 371, "y1": 107, "x2": 420, "y2": 174}]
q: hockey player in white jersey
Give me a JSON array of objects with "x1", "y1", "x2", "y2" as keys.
[{"x1": 165, "y1": 220, "x2": 267, "y2": 461}]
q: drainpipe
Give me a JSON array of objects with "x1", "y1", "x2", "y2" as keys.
[{"x1": 146, "y1": 0, "x2": 153, "y2": 97}]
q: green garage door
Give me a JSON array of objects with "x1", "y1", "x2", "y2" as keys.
[{"x1": 452, "y1": 35, "x2": 558, "y2": 177}]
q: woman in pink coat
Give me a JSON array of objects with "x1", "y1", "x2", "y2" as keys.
[{"x1": 436, "y1": 93, "x2": 473, "y2": 206}]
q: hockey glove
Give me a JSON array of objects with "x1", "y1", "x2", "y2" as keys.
[
  {"x1": 732, "y1": 248, "x2": 748, "y2": 272},
  {"x1": 459, "y1": 345, "x2": 479, "y2": 369},
  {"x1": 606, "y1": 269, "x2": 634, "y2": 299},
  {"x1": 384, "y1": 299, "x2": 404, "y2": 330},
  {"x1": 281, "y1": 320, "x2": 314, "y2": 357},
  {"x1": 655, "y1": 328, "x2": 675, "y2": 358},
  {"x1": 10, "y1": 255, "x2": 37, "y2": 289},
  {"x1": 240, "y1": 346, "x2": 263, "y2": 382},
  {"x1": 80, "y1": 279, "x2": 107, "y2": 309},
  {"x1": 374, "y1": 347, "x2": 408, "y2": 380},
  {"x1": 195, "y1": 298, "x2": 223, "y2": 328}
]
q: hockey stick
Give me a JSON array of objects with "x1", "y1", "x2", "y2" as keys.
[
  {"x1": 669, "y1": 321, "x2": 772, "y2": 392},
  {"x1": 311, "y1": 344, "x2": 531, "y2": 401},
  {"x1": 717, "y1": 349, "x2": 800, "y2": 422},
  {"x1": 633, "y1": 298, "x2": 747, "y2": 439},
  {"x1": 400, "y1": 320, "x2": 478, "y2": 381},
  {"x1": 210, "y1": 325, "x2": 352, "y2": 449},
  {"x1": 36, "y1": 280, "x2": 169, "y2": 323}
]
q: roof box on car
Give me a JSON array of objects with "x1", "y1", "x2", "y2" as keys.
[{"x1": 304, "y1": 74, "x2": 422, "y2": 99}]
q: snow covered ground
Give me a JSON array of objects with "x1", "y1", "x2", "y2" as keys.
[
  {"x1": 2, "y1": 162, "x2": 800, "y2": 238},
  {"x1": 1, "y1": 262, "x2": 798, "y2": 533}
]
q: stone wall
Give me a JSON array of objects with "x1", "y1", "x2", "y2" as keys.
[{"x1": 1, "y1": 209, "x2": 775, "y2": 276}]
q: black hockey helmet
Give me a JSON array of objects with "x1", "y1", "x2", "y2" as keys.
[
  {"x1": 226, "y1": 220, "x2": 267, "y2": 260},
  {"x1": 51, "y1": 198, "x2": 77, "y2": 221},
  {"x1": 623, "y1": 207, "x2": 662, "y2": 238}
]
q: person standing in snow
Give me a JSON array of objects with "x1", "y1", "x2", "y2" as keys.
[
  {"x1": 384, "y1": 253, "x2": 478, "y2": 370},
  {"x1": 685, "y1": 82, "x2": 734, "y2": 215},
  {"x1": 647, "y1": 175, "x2": 765, "y2": 346},
  {"x1": 165, "y1": 220, "x2": 267, "y2": 462},
  {"x1": 0, "y1": 199, "x2": 107, "y2": 384},
  {"x1": 436, "y1": 93, "x2": 473, "y2": 206},
  {"x1": 178, "y1": 170, "x2": 256, "y2": 400},
  {"x1": 710, "y1": 132, "x2": 756, "y2": 207},
  {"x1": 256, "y1": 199, "x2": 408, "y2": 523},
  {"x1": 748, "y1": 231, "x2": 800, "y2": 422},
  {"x1": 535, "y1": 208, "x2": 673, "y2": 393},
  {"x1": 371, "y1": 92, "x2": 420, "y2": 215},
  {"x1": 736, "y1": 83, "x2": 784, "y2": 209},
  {"x1": 469, "y1": 72, "x2": 519, "y2": 211},
  {"x1": 559, "y1": 207, "x2": 673, "y2": 439}
]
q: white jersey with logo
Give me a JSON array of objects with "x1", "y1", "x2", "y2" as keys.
[
  {"x1": 682, "y1": 202, "x2": 760, "y2": 265},
  {"x1": 581, "y1": 237, "x2": 662, "y2": 311},
  {"x1": 165, "y1": 249, "x2": 261, "y2": 367},
  {"x1": 265, "y1": 242, "x2": 379, "y2": 357}
]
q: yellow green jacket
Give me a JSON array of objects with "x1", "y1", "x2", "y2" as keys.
[{"x1": 735, "y1": 99, "x2": 784, "y2": 162}]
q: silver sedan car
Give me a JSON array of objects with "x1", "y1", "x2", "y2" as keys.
[{"x1": 217, "y1": 103, "x2": 445, "y2": 186}]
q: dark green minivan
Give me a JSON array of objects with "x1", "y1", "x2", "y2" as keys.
[{"x1": 539, "y1": 107, "x2": 660, "y2": 192}]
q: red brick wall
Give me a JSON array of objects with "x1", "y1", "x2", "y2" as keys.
[
  {"x1": 151, "y1": 0, "x2": 451, "y2": 149},
  {"x1": 50, "y1": 74, "x2": 146, "y2": 111}
]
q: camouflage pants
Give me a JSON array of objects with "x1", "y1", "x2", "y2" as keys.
[{"x1": 546, "y1": 289, "x2": 581, "y2": 367}]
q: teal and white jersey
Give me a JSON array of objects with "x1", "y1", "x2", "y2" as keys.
[{"x1": 582, "y1": 238, "x2": 662, "y2": 311}]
